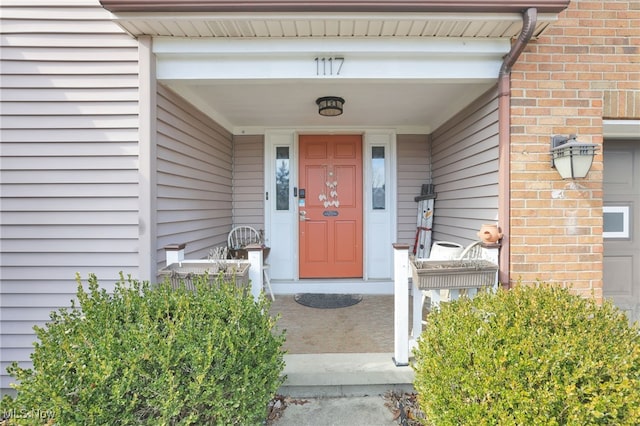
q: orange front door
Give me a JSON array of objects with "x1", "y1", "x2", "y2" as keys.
[{"x1": 299, "y1": 135, "x2": 363, "y2": 278}]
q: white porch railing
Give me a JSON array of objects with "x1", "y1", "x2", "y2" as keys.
[
  {"x1": 163, "y1": 243, "x2": 265, "y2": 302},
  {"x1": 165, "y1": 242, "x2": 499, "y2": 367},
  {"x1": 392, "y1": 243, "x2": 499, "y2": 366}
]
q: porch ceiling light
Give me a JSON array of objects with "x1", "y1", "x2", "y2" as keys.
[
  {"x1": 550, "y1": 134, "x2": 598, "y2": 179},
  {"x1": 316, "y1": 96, "x2": 344, "y2": 117}
]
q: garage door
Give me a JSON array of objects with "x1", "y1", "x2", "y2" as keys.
[{"x1": 603, "y1": 140, "x2": 640, "y2": 324}]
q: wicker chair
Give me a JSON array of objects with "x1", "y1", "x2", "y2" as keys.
[
  {"x1": 227, "y1": 226, "x2": 273, "y2": 300},
  {"x1": 458, "y1": 240, "x2": 483, "y2": 260}
]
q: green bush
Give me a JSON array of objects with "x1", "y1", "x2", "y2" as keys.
[
  {"x1": 1, "y1": 273, "x2": 285, "y2": 425},
  {"x1": 413, "y1": 284, "x2": 640, "y2": 425}
]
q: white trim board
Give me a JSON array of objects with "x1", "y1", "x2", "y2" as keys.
[
  {"x1": 155, "y1": 37, "x2": 508, "y2": 81},
  {"x1": 603, "y1": 120, "x2": 640, "y2": 139}
]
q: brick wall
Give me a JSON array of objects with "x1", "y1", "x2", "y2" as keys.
[{"x1": 509, "y1": 0, "x2": 639, "y2": 300}]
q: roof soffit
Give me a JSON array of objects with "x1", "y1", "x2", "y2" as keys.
[
  {"x1": 102, "y1": 12, "x2": 561, "y2": 39},
  {"x1": 99, "y1": 1, "x2": 571, "y2": 14},
  {"x1": 99, "y1": 0, "x2": 569, "y2": 39}
]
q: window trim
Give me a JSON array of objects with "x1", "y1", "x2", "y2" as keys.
[{"x1": 603, "y1": 205, "x2": 630, "y2": 239}]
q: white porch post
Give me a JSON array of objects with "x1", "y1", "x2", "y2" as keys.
[
  {"x1": 164, "y1": 243, "x2": 185, "y2": 266},
  {"x1": 393, "y1": 243, "x2": 410, "y2": 366},
  {"x1": 246, "y1": 244, "x2": 264, "y2": 302}
]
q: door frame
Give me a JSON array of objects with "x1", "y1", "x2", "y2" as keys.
[
  {"x1": 603, "y1": 119, "x2": 640, "y2": 322},
  {"x1": 264, "y1": 128, "x2": 397, "y2": 283}
]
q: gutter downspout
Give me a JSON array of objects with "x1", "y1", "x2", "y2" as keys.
[{"x1": 498, "y1": 7, "x2": 537, "y2": 287}]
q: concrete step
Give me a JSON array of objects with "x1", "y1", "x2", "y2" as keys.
[{"x1": 278, "y1": 353, "x2": 415, "y2": 397}]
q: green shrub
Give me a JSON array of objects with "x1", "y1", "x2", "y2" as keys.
[
  {"x1": 1, "y1": 273, "x2": 286, "y2": 425},
  {"x1": 413, "y1": 283, "x2": 640, "y2": 425}
]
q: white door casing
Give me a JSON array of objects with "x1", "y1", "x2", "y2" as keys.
[
  {"x1": 264, "y1": 130, "x2": 297, "y2": 280},
  {"x1": 363, "y1": 131, "x2": 397, "y2": 280},
  {"x1": 265, "y1": 129, "x2": 396, "y2": 281}
]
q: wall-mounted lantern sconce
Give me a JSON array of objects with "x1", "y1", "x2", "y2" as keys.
[
  {"x1": 316, "y1": 96, "x2": 345, "y2": 116},
  {"x1": 550, "y1": 134, "x2": 598, "y2": 179}
]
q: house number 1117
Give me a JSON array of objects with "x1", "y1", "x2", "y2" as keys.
[{"x1": 315, "y1": 57, "x2": 344, "y2": 76}]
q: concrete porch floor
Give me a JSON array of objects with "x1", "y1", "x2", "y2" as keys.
[
  {"x1": 270, "y1": 295, "x2": 396, "y2": 354},
  {"x1": 269, "y1": 295, "x2": 419, "y2": 397}
]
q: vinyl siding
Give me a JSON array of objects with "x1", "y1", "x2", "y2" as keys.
[
  {"x1": 430, "y1": 85, "x2": 500, "y2": 245},
  {"x1": 156, "y1": 85, "x2": 233, "y2": 265},
  {"x1": 0, "y1": 0, "x2": 139, "y2": 393},
  {"x1": 397, "y1": 134, "x2": 431, "y2": 247},
  {"x1": 232, "y1": 135, "x2": 265, "y2": 230}
]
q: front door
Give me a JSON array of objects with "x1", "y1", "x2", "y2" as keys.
[
  {"x1": 298, "y1": 135, "x2": 363, "y2": 278},
  {"x1": 603, "y1": 139, "x2": 640, "y2": 323}
]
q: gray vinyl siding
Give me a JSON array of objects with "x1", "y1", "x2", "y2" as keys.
[
  {"x1": 156, "y1": 85, "x2": 233, "y2": 265},
  {"x1": 232, "y1": 135, "x2": 265, "y2": 231},
  {"x1": 430, "y1": 85, "x2": 500, "y2": 245},
  {"x1": 397, "y1": 134, "x2": 431, "y2": 247},
  {"x1": 0, "y1": 1, "x2": 139, "y2": 393}
]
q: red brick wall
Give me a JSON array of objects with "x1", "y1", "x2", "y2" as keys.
[{"x1": 509, "y1": 0, "x2": 640, "y2": 300}]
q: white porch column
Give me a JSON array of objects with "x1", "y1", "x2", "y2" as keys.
[
  {"x1": 393, "y1": 243, "x2": 410, "y2": 366},
  {"x1": 164, "y1": 243, "x2": 185, "y2": 266},
  {"x1": 246, "y1": 244, "x2": 264, "y2": 302}
]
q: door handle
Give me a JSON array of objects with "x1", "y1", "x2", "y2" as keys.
[{"x1": 299, "y1": 210, "x2": 311, "y2": 221}]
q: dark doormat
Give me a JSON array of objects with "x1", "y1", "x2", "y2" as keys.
[{"x1": 294, "y1": 293, "x2": 363, "y2": 309}]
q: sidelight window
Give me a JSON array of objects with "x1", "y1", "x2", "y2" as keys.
[
  {"x1": 372, "y1": 146, "x2": 385, "y2": 210},
  {"x1": 276, "y1": 147, "x2": 290, "y2": 211}
]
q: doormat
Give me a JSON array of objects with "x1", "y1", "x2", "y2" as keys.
[{"x1": 294, "y1": 293, "x2": 363, "y2": 309}]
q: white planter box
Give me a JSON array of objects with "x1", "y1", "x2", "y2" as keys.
[
  {"x1": 411, "y1": 259, "x2": 498, "y2": 290},
  {"x1": 158, "y1": 260, "x2": 250, "y2": 290}
]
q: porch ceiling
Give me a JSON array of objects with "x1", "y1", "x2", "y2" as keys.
[{"x1": 163, "y1": 79, "x2": 496, "y2": 134}]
